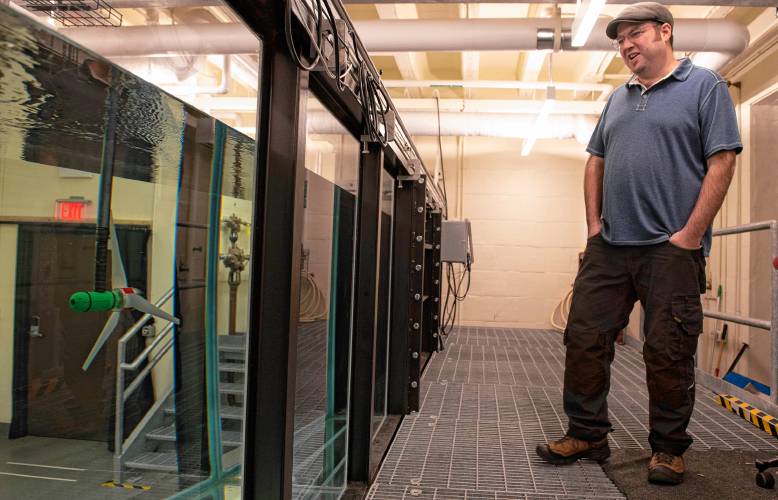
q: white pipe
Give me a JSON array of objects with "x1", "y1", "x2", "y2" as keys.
[
  {"x1": 356, "y1": 18, "x2": 748, "y2": 55},
  {"x1": 59, "y1": 18, "x2": 748, "y2": 66},
  {"x1": 307, "y1": 110, "x2": 598, "y2": 142},
  {"x1": 61, "y1": 23, "x2": 259, "y2": 56},
  {"x1": 160, "y1": 55, "x2": 230, "y2": 95},
  {"x1": 112, "y1": 55, "x2": 204, "y2": 83},
  {"x1": 109, "y1": 0, "x2": 217, "y2": 6},
  {"x1": 196, "y1": 96, "x2": 606, "y2": 115},
  {"x1": 382, "y1": 80, "x2": 613, "y2": 100}
]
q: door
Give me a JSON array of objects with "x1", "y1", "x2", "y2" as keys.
[{"x1": 12, "y1": 224, "x2": 150, "y2": 441}]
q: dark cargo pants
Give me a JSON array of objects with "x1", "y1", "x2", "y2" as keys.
[{"x1": 563, "y1": 233, "x2": 706, "y2": 456}]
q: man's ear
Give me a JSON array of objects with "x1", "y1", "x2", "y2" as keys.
[{"x1": 661, "y1": 23, "x2": 672, "y2": 43}]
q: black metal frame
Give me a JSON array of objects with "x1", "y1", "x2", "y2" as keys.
[
  {"x1": 423, "y1": 210, "x2": 443, "y2": 353},
  {"x1": 387, "y1": 175, "x2": 427, "y2": 413},
  {"x1": 221, "y1": 0, "x2": 446, "y2": 496},
  {"x1": 348, "y1": 142, "x2": 383, "y2": 482},
  {"x1": 242, "y1": 29, "x2": 307, "y2": 500}
]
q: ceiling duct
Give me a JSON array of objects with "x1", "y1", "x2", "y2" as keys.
[
  {"x1": 96, "y1": 0, "x2": 778, "y2": 6},
  {"x1": 307, "y1": 110, "x2": 599, "y2": 144},
  {"x1": 59, "y1": 18, "x2": 749, "y2": 69}
]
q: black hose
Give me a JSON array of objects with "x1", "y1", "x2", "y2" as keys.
[{"x1": 94, "y1": 78, "x2": 119, "y2": 292}]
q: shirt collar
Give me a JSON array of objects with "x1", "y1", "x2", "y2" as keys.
[{"x1": 626, "y1": 58, "x2": 693, "y2": 91}]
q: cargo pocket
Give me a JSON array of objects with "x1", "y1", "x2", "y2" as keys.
[{"x1": 668, "y1": 294, "x2": 703, "y2": 361}]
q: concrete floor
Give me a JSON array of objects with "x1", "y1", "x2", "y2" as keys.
[
  {"x1": 603, "y1": 448, "x2": 778, "y2": 500},
  {"x1": 0, "y1": 427, "x2": 184, "y2": 499}
]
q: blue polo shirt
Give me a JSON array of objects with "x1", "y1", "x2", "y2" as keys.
[{"x1": 587, "y1": 58, "x2": 742, "y2": 256}]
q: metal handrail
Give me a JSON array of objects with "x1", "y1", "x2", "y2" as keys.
[
  {"x1": 703, "y1": 220, "x2": 778, "y2": 404},
  {"x1": 114, "y1": 287, "x2": 175, "y2": 483},
  {"x1": 121, "y1": 322, "x2": 175, "y2": 371},
  {"x1": 123, "y1": 337, "x2": 174, "y2": 399}
]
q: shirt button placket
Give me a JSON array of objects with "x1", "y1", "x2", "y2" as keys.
[{"x1": 635, "y1": 93, "x2": 649, "y2": 112}]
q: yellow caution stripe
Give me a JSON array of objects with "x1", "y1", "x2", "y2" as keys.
[
  {"x1": 716, "y1": 393, "x2": 778, "y2": 438},
  {"x1": 101, "y1": 480, "x2": 152, "y2": 491}
]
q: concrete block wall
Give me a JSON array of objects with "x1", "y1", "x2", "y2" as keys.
[{"x1": 416, "y1": 136, "x2": 588, "y2": 329}]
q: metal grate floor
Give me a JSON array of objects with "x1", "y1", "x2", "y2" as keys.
[{"x1": 367, "y1": 327, "x2": 778, "y2": 500}]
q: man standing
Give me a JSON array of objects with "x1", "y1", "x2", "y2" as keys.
[{"x1": 535, "y1": 2, "x2": 742, "y2": 486}]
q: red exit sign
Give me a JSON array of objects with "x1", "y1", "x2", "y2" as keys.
[{"x1": 56, "y1": 198, "x2": 91, "y2": 222}]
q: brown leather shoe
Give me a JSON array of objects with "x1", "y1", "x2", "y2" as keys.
[
  {"x1": 535, "y1": 435, "x2": 610, "y2": 465},
  {"x1": 648, "y1": 452, "x2": 685, "y2": 485}
]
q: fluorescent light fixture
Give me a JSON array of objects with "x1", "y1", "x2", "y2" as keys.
[
  {"x1": 521, "y1": 86, "x2": 556, "y2": 156},
  {"x1": 571, "y1": 0, "x2": 607, "y2": 47}
]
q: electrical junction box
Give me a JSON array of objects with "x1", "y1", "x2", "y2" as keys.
[{"x1": 441, "y1": 219, "x2": 474, "y2": 265}]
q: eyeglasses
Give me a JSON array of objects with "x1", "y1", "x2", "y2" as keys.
[{"x1": 611, "y1": 22, "x2": 662, "y2": 49}]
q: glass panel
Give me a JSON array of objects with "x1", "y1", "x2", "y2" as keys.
[
  {"x1": 295, "y1": 95, "x2": 359, "y2": 499},
  {"x1": 373, "y1": 169, "x2": 395, "y2": 438},
  {"x1": 0, "y1": 6, "x2": 259, "y2": 498},
  {"x1": 217, "y1": 128, "x2": 255, "y2": 473}
]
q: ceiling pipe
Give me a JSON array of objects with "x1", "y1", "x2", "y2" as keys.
[
  {"x1": 201, "y1": 96, "x2": 606, "y2": 115},
  {"x1": 59, "y1": 18, "x2": 749, "y2": 69},
  {"x1": 306, "y1": 110, "x2": 599, "y2": 143},
  {"x1": 382, "y1": 80, "x2": 613, "y2": 101},
  {"x1": 159, "y1": 54, "x2": 231, "y2": 94},
  {"x1": 356, "y1": 18, "x2": 748, "y2": 57},
  {"x1": 99, "y1": 0, "x2": 778, "y2": 7}
]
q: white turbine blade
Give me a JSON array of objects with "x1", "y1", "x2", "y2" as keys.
[
  {"x1": 124, "y1": 293, "x2": 181, "y2": 325},
  {"x1": 82, "y1": 311, "x2": 121, "y2": 371},
  {"x1": 109, "y1": 216, "x2": 128, "y2": 288}
]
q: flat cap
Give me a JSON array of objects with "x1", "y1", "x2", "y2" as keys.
[{"x1": 606, "y1": 2, "x2": 674, "y2": 40}]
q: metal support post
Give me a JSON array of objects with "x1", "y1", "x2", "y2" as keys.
[
  {"x1": 242, "y1": 35, "x2": 306, "y2": 500},
  {"x1": 770, "y1": 220, "x2": 778, "y2": 405},
  {"x1": 388, "y1": 177, "x2": 413, "y2": 414},
  {"x1": 702, "y1": 220, "x2": 778, "y2": 405},
  {"x1": 423, "y1": 210, "x2": 443, "y2": 353},
  {"x1": 407, "y1": 176, "x2": 427, "y2": 411},
  {"x1": 348, "y1": 142, "x2": 382, "y2": 482}
]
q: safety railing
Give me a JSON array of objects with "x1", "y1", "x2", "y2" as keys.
[
  {"x1": 113, "y1": 287, "x2": 175, "y2": 483},
  {"x1": 702, "y1": 220, "x2": 778, "y2": 404}
]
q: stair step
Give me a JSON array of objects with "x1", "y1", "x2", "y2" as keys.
[
  {"x1": 125, "y1": 451, "x2": 177, "y2": 472},
  {"x1": 164, "y1": 404, "x2": 243, "y2": 420},
  {"x1": 218, "y1": 335, "x2": 246, "y2": 354},
  {"x1": 220, "y1": 383, "x2": 244, "y2": 395},
  {"x1": 220, "y1": 405, "x2": 244, "y2": 421},
  {"x1": 219, "y1": 362, "x2": 245, "y2": 373},
  {"x1": 222, "y1": 430, "x2": 242, "y2": 447},
  {"x1": 146, "y1": 424, "x2": 176, "y2": 442},
  {"x1": 146, "y1": 424, "x2": 243, "y2": 448}
]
